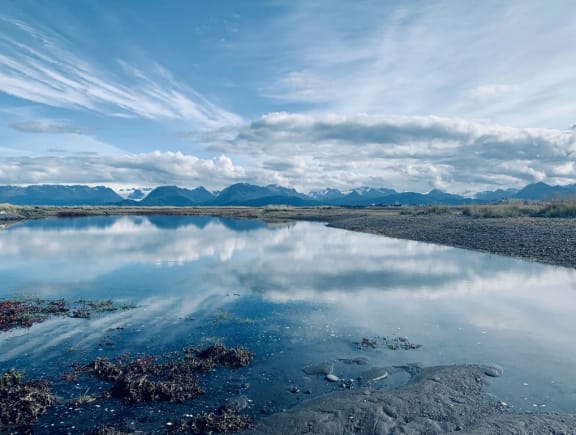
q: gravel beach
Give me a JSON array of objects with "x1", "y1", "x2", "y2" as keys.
[{"x1": 327, "y1": 215, "x2": 576, "y2": 269}]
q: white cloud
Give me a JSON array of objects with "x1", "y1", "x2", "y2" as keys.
[
  {"x1": 0, "y1": 151, "x2": 247, "y2": 189},
  {"x1": 0, "y1": 17, "x2": 242, "y2": 128},
  {"x1": 219, "y1": 113, "x2": 576, "y2": 193},
  {"x1": 1, "y1": 113, "x2": 575, "y2": 194}
]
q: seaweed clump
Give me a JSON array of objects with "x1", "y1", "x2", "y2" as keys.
[
  {"x1": 0, "y1": 370, "x2": 54, "y2": 430},
  {"x1": 169, "y1": 408, "x2": 252, "y2": 434},
  {"x1": 0, "y1": 299, "x2": 67, "y2": 331},
  {"x1": 89, "y1": 425, "x2": 130, "y2": 435},
  {"x1": 185, "y1": 342, "x2": 255, "y2": 371},
  {"x1": 0, "y1": 298, "x2": 137, "y2": 332},
  {"x1": 84, "y1": 343, "x2": 254, "y2": 404},
  {"x1": 355, "y1": 335, "x2": 422, "y2": 351}
]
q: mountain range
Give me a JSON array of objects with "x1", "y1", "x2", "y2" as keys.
[{"x1": 1, "y1": 182, "x2": 576, "y2": 207}]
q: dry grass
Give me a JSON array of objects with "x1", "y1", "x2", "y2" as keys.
[{"x1": 461, "y1": 201, "x2": 576, "y2": 218}]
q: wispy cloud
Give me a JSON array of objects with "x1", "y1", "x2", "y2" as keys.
[
  {"x1": 10, "y1": 119, "x2": 85, "y2": 134},
  {"x1": 0, "y1": 17, "x2": 242, "y2": 128},
  {"x1": 262, "y1": 0, "x2": 576, "y2": 128},
  {"x1": 466, "y1": 84, "x2": 521, "y2": 100}
]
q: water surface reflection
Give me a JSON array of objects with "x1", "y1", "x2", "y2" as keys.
[{"x1": 1, "y1": 215, "x2": 576, "y2": 420}]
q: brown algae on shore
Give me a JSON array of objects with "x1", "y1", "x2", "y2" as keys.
[
  {"x1": 75, "y1": 343, "x2": 255, "y2": 403},
  {"x1": 54, "y1": 342, "x2": 257, "y2": 432},
  {"x1": 0, "y1": 297, "x2": 137, "y2": 332},
  {"x1": 168, "y1": 408, "x2": 252, "y2": 433},
  {"x1": 0, "y1": 370, "x2": 54, "y2": 430},
  {"x1": 355, "y1": 335, "x2": 422, "y2": 351},
  {"x1": 0, "y1": 299, "x2": 68, "y2": 331}
]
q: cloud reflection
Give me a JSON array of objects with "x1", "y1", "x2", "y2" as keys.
[
  {"x1": 0, "y1": 216, "x2": 287, "y2": 290},
  {"x1": 2, "y1": 216, "x2": 576, "y2": 414}
]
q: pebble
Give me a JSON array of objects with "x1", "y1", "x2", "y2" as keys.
[
  {"x1": 360, "y1": 367, "x2": 389, "y2": 382},
  {"x1": 372, "y1": 372, "x2": 389, "y2": 381},
  {"x1": 483, "y1": 365, "x2": 504, "y2": 378},
  {"x1": 326, "y1": 374, "x2": 340, "y2": 382}
]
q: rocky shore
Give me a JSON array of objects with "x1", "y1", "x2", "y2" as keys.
[{"x1": 327, "y1": 215, "x2": 576, "y2": 269}]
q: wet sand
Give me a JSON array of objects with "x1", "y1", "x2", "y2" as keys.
[{"x1": 248, "y1": 364, "x2": 576, "y2": 434}]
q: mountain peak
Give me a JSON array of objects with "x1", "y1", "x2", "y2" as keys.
[{"x1": 1, "y1": 181, "x2": 575, "y2": 207}]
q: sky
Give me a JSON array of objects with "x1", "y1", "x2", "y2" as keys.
[{"x1": 0, "y1": 0, "x2": 575, "y2": 195}]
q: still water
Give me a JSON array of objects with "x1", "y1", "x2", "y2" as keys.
[{"x1": 1, "y1": 215, "x2": 576, "y2": 431}]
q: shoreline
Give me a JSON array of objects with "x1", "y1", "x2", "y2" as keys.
[{"x1": 325, "y1": 214, "x2": 576, "y2": 269}]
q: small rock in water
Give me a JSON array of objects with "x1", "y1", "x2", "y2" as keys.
[
  {"x1": 341, "y1": 379, "x2": 354, "y2": 389},
  {"x1": 290, "y1": 386, "x2": 300, "y2": 394},
  {"x1": 372, "y1": 372, "x2": 389, "y2": 381},
  {"x1": 326, "y1": 374, "x2": 340, "y2": 382},
  {"x1": 483, "y1": 365, "x2": 503, "y2": 378},
  {"x1": 221, "y1": 395, "x2": 251, "y2": 412},
  {"x1": 360, "y1": 367, "x2": 390, "y2": 382}
]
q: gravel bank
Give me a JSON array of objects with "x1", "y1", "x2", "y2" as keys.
[{"x1": 328, "y1": 215, "x2": 576, "y2": 269}]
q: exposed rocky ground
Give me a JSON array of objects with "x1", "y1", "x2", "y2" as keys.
[
  {"x1": 328, "y1": 215, "x2": 576, "y2": 269},
  {"x1": 248, "y1": 364, "x2": 576, "y2": 435}
]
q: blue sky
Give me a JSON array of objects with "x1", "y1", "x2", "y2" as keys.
[{"x1": 0, "y1": 0, "x2": 575, "y2": 194}]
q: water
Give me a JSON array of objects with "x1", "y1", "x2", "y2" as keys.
[{"x1": 2, "y1": 215, "x2": 576, "y2": 432}]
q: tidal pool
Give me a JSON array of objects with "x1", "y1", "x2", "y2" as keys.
[{"x1": 1, "y1": 215, "x2": 576, "y2": 432}]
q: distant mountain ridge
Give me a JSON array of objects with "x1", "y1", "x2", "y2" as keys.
[
  {"x1": 138, "y1": 186, "x2": 215, "y2": 206},
  {"x1": 0, "y1": 185, "x2": 122, "y2": 205},
  {"x1": 1, "y1": 182, "x2": 575, "y2": 206},
  {"x1": 214, "y1": 183, "x2": 315, "y2": 205}
]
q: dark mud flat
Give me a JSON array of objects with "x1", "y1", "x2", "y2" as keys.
[
  {"x1": 328, "y1": 215, "x2": 576, "y2": 269},
  {"x1": 248, "y1": 365, "x2": 576, "y2": 435}
]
